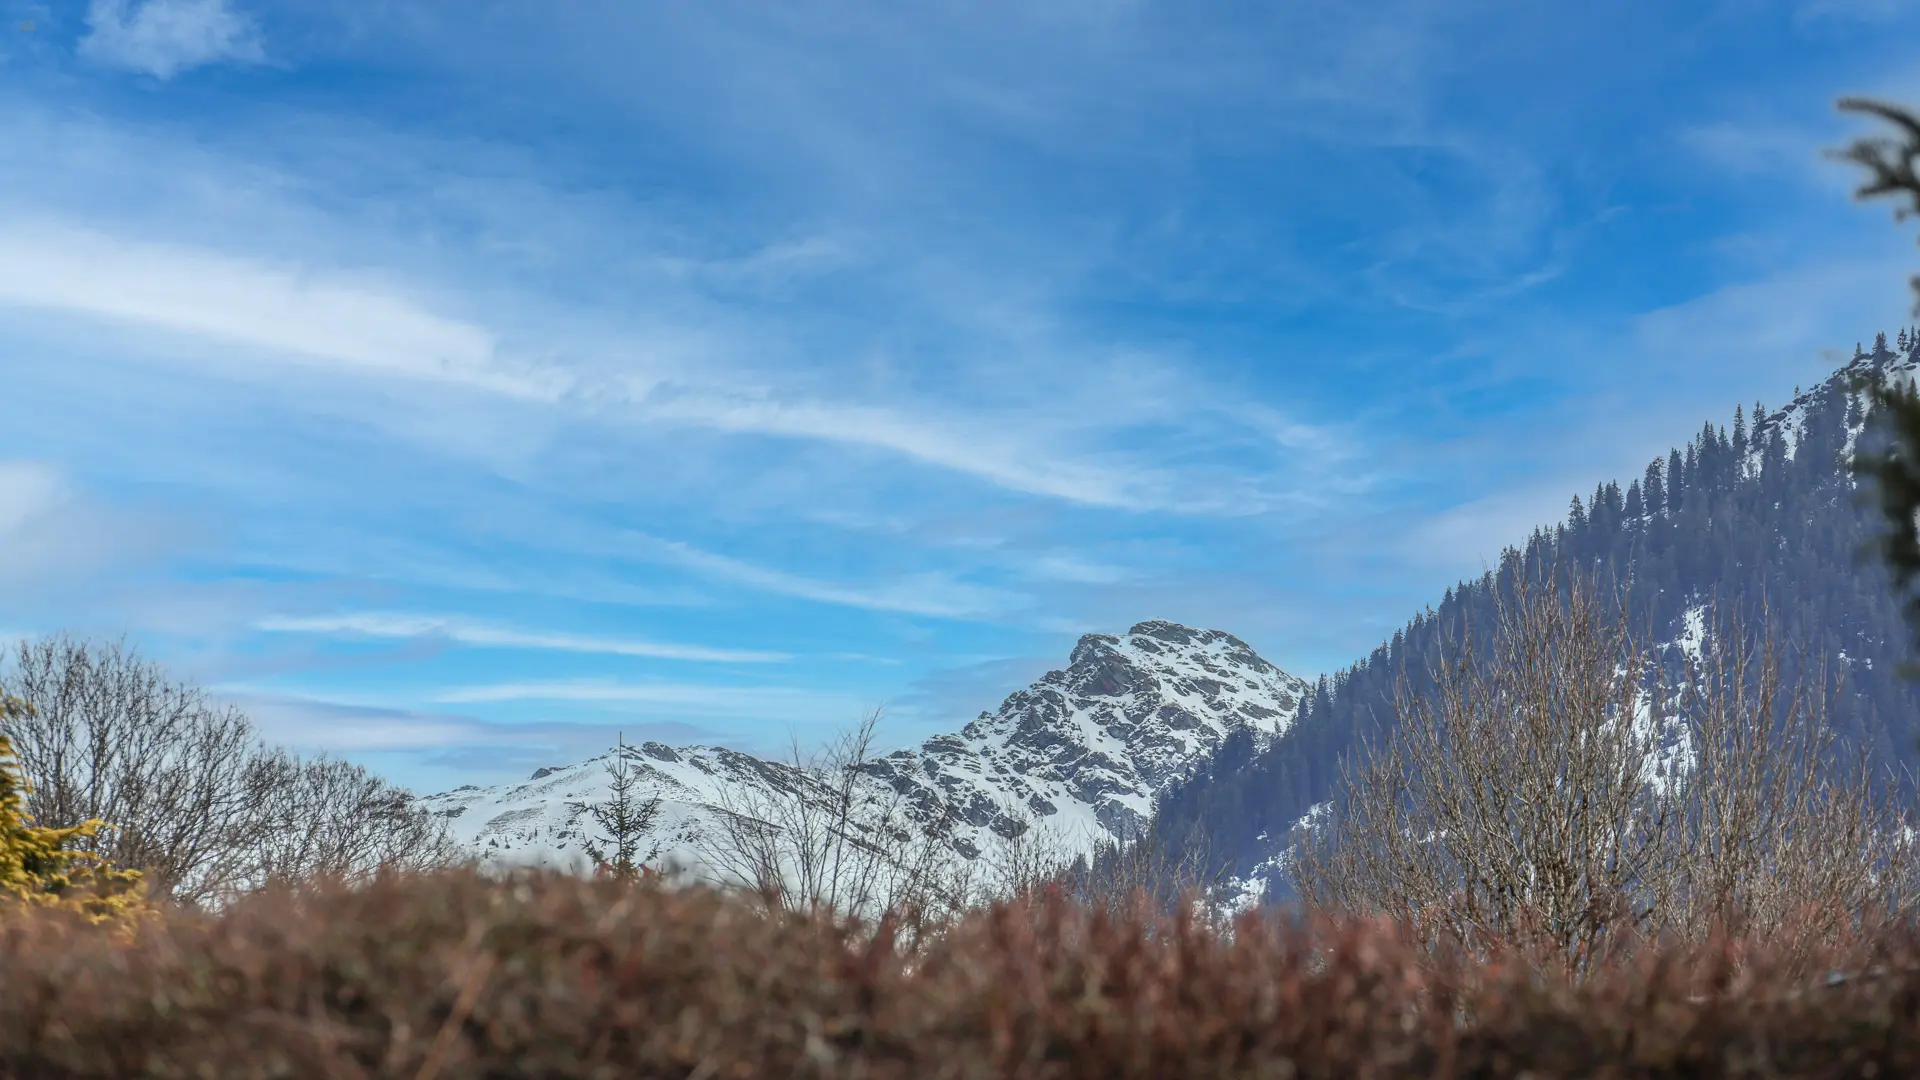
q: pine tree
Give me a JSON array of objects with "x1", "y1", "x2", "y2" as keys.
[
  {"x1": 1836, "y1": 98, "x2": 1920, "y2": 658},
  {"x1": 567, "y1": 733, "x2": 664, "y2": 881},
  {"x1": 0, "y1": 700, "x2": 145, "y2": 922}
]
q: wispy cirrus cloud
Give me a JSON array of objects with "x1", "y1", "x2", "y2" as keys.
[
  {"x1": 256, "y1": 612, "x2": 790, "y2": 663},
  {"x1": 627, "y1": 533, "x2": 1023, "y2": 619},
  {"x1": 0, "y1": 459, "x2": 198, "y2": 602},
  {"x1": 1025, "y1": 552, "x2": 1133, "y2": 585},
  {"x1": 632, "y1": 386, "x2": 1154, "y2": 509},
  {"x1": 0, "y1": 222, "x2": 564, "y2": 400},
  {"x1": 434, "y1": 678, "x2": 868, "y2": 719},
  {"x1": 80, "y1": 0, "x2": 263, "y2": 79},
  {"x1": 0, "y1": 460, "x2": 62, "y2": 536},
  {"x1": 1679, "y1": 122, "x2": 1834, "y2": 184},
  {"x1": 0, "y1": 211, "x2": 1335, "y2": 517},
  {"x1": 222, "y1": 690, "x2": 726, "y2": 782}
]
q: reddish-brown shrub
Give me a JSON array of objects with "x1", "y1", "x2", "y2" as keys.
[{"x1": 2, "y1": 867, "x2": 1920, "y2": 1078}]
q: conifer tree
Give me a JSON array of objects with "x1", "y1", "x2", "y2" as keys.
[
  {"x1": 567, "y1": 733, "x2": 664, "y2": 881},
  {"x1": 1836, "y1": 98, "x2": 1920, "y2": 655}
]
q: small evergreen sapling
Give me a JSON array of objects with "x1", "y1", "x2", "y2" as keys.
[{"x1": 567, "y1": 733, "x2": 664, "y2": 881}]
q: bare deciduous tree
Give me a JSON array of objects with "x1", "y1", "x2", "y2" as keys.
[
  {"x1": 1297, "y1": 561, "x2": 1917, "y2": 970},
  {"x1": 0, "y1": 636, "x2": 457, "y2": 905},
  {"x1": 1066, "y1": 816, "x2": 1234, "y2": 926},
  {"x1": 693, "y1": 709, "x2": 970, "y2": 926},
  {"x1": 1666, "y1": 605, "x2": 1915, "y2": 943},
  {"x1": 241, "y1": 750, "x2": 460, "y2": 891},
  {"x1": 1299, "y1": 566, "x2": 1672, "y2": 964},
  {"x1": 981, "y1": 798, "x2": 1075, "y2": 903},
  {"x1": 1, "y1": 636, "x2": 264, "y2": 903}
]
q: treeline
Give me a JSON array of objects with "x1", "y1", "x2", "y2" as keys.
[
  {"x1": 1156, "y1": 333, "x2": 1920, "y2": 896},
  {"x1": 0, "y1": 636, "x2": 454, "y2": 908}
]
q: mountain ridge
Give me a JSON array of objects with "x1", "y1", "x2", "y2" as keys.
[{"x1": 421, "y1": 619, "x2": 1309, "y2": 886}]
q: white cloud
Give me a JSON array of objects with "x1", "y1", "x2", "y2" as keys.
[
  {"x1": 265, "y1": 714, "x2": 478, "y2": 752},
  {"x1": 225, "y1": 691, "x2": 717, "y2": 755},
  {"x1": 634, "y1": 534, "x2": 1023, "y2": 618},
  {"x1": 0, "y1": 218, "x2": 1314, "y2": 515},
  {"x1": 1027, "y1": 552, "x2": 1132, "y2": 584},
  {"x1": 1403, "y1": 484, "x2": 1575, "y2": 574},
  {"x1": 1630, "y1": 258, "x2": 1913, "y2": 376},
  {"x1": 0, "y1": 89, "x2": 1357, "y2": 518},
  {"x1": 0, "y1": 222, "x2": 565, "y2": 400},
  {"x1": 0, "y1": 460, "x2": 193, "y2": 598},
  {"x1": 1677, "y1": 122, "x2": 1846, "y2": 192},
  {"x1": 0, "y1": 461, "x2": 64, "y2": 537},
  {"x1": 634, "y1": 385, "x2": 1153, "y2": 508},
  {"x1": 256, "y1": 612, "x2": 790, "y2": 664},
  {"x1": 628, "y1": 378, "x2": 1352, "y2": 514},
  {"x1": 433, "y1": 678, "x2": 868, "y2": 719},
  {"x1": 80, "y1": 0, "x2": 264, "y2": 79}
]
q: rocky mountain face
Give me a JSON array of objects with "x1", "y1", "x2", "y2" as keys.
[{"x1": 420, "y1": 620, "x2": 1308, "y2": 884}]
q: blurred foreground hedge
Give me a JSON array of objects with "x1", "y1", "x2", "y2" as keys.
[{"x1": 3, "y1": 867, "x2": 1920, "y2": 1079}]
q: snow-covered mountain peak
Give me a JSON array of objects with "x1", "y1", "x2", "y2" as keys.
[
  {"x1": 851, "y1": 620, "x2": 1306, "y2": 857},
  {"x1": 953, "y1": 623, "x2": 1302, "y2": 774},
  {"x1": 421, "y1": 619, "x2": 1308, "y2": 888}
]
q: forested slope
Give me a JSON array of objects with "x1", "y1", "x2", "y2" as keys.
[{"x1": 1156, "y1": 332, "x2": 1920, "y2": 899}]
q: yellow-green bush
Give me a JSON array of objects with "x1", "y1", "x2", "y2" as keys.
[{"x1": 0, "y1": 699, "x2": 145, "y2": 923}]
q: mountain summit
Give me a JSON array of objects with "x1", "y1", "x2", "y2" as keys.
[
  {"x1": 863, "y1": 620, "x2": 1309, "y2": 858},
  {"x1": 421, "y1": 621, "x2": 1307, "y2": 881}
]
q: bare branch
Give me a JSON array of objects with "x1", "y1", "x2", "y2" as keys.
[
  {"x1": 1295, "y1": 559, "x2": 1916, "y2": 973},
  {"x1": 0, "y1": 635, "x2": 457, "y2": 905}
]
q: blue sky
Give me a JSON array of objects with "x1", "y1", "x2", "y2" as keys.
[{"x1": 2, "y1": 0, "x2": 1918, "y2": 793}]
